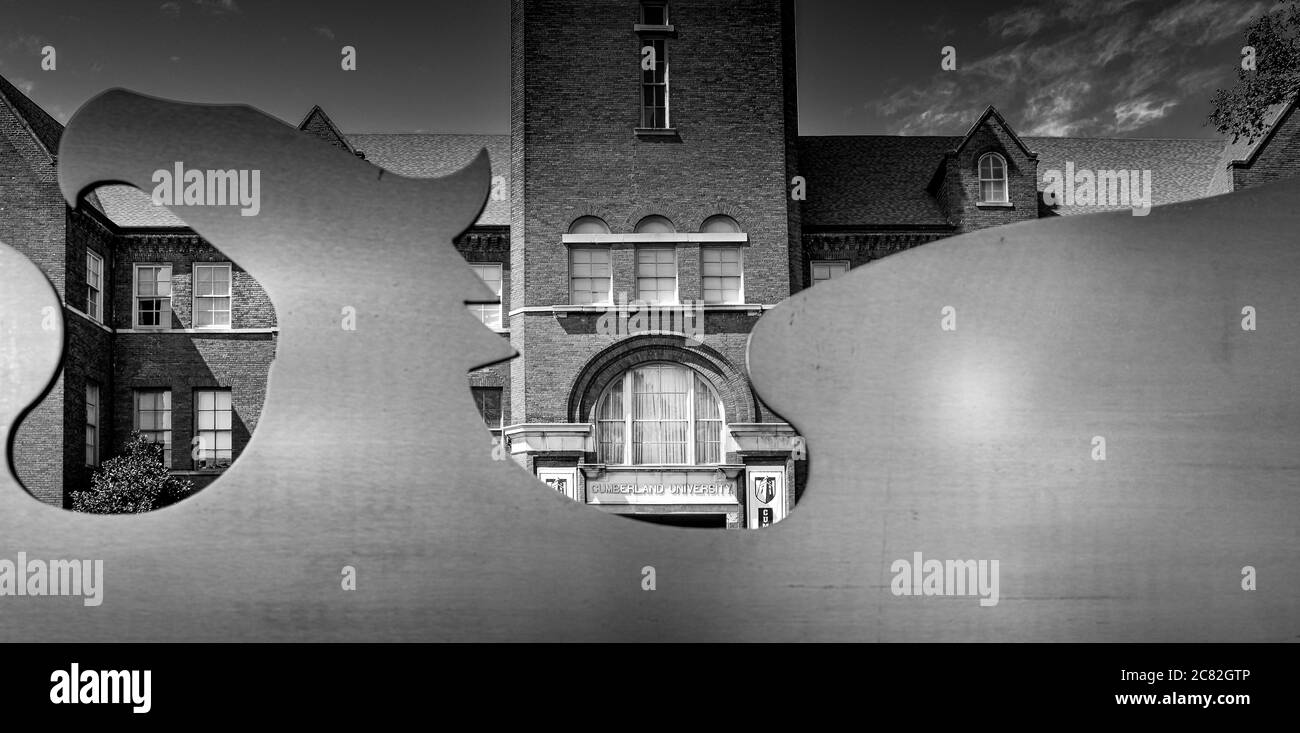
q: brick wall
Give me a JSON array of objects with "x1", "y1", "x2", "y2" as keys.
[
  {"x1": 943, "y1": 119, "x2": 1040, "y2": 233},
  {"x1": 111, "y1": 233, "x2": 276, "y2": 330},
  {"x1": 63, "y1": 209, "x2": 118, "y2": 501},
  {"x1": 510, "y1": 0, "x2": 798, "y2": 425},
  {"x1": 1235, "y1": 104, "x2": 1300, "y2": 190},
  {"x1": 1, "y1": 87, "x2": 66, "y2": 505},
  {"x1": 459, "y1": 227, "x2": 513, "y2": 427},
  {"x1": 109, "y1": 232, "x2": 276, "y2": 476}
]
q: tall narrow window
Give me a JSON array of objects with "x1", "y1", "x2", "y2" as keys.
[
  {"x1": 472, "y1": 387, "x2": 504, "y2": 434},
  {"x1": 468, "y1": 263, "x2": 503, "y2": 329},
  {"x1": 85, "y1": 382, "x2": 99, "y2": 467},
  {"x1": 811, "y1": 260, "x2": 849, "y2": 285},
  {"x1": 636, "y1": 247, "x2": 676, "y2": 304},
  {"x1": 570, "y1": 247, "x2": 612, "y2": 305},
  {"x1": 979, "y1": 152, "x2": 1009, "y2": 203},
  {"x1": 134, "y1": 389, "x2": 172, "y2": 467},
  {"x1": 595, "y1": 364, "x2": 724, "y2": 466},
  {"x1": 194, "y1": 389, "x2": 233, "y2": 470},
  {"x1": 134, "y1": 264, "x2": 172, "y2": 329},
  {"x1": 193, "y1": 263, "x2": 232, "y2": 328},
  {"x1": 86, "y1": 252, "x2": 103, "y2": 323},
  {"x1": 641, "y1": 1, "x2": 669, "y2": 25},
  {"x1": 702, "y1": 247, "x2": 742, "y2": 304},
  {"x1": 641, "y1": 38, "x2": 668, "y2": 129}
]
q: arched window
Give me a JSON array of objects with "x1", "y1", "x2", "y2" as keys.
[
  {"x1": 978, "y1": 153, "x2": 1008, "y2": 203},
  {"x1": 634, "y1": 215, "x2": 676, "y2": 234},
  {"x1": 700, "y1": 214, "x2": 740, "y2": 233},
  {"x1": 569, "y1": 216, "x2": 610, "y2": 234},
  {"x1": 595, "y1": 363, "x2": 724, "y2": 465}
]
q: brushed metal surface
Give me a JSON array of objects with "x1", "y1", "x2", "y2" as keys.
[{"x1": 0, "y1": 90, "x2": 1295, "y2": 641}]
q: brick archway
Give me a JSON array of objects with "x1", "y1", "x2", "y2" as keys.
[{"x1": 567, "y1": 335, "x2": 755, "y2": 425}]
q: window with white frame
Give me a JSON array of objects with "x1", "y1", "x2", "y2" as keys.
[
  {"x1": 468, "y1": 263, "x2": 503, "y2": 329},
  {"x1": 811, "y1": 260, "x2": 849, "y2": 285},
  {"x1": 85, "y1": 381, "x2": 99, "y2": 467},
  {"x1": 134, "y1": 389, "x2": 172, "y2": 467},
  {"x1": 702, "y1": 247, "x2": 742, "y2": 304},
  {"x1": 134, "y1": 264, "x2": 172, "y2": 329},
  {"x1": 596, "y1": 363, "x2": 723, "y2": 466},
  {"x1": 978, "y1": 152, "x2": 1009, "y2": 203},
  {"x1": 86, "y1": 252, "x2": 103, "y2": 323},
  {"x1": 570, "y1": 247, "x2": 612, "y2": 305},
  {"x1": 194, "y1": 389, "x2": 232, "y2": 469},
  {"x1": 636, "y1": 247, "x2": 677, "y2": 304},
  {"x1": 193, "y1": 263, "x2": 232, "y2": 328}
]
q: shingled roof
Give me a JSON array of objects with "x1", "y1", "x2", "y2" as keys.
[
  {"x1": 347, "y1": 133, "x2": 509, "y2": 226},
  {"x1": 91, "y1": 130, "x2": 510, "y2": 229},
  {"x1": 797, "y1": 135, "x2": 959, "y2": 227},
  {"x1": 1028, "y1": 136, "x2": 1225, "y2": 215},
  {"x1": 798, "y1": 131, "x2": 1228, "y2": 226}
]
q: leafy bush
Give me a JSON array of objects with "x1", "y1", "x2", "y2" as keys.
[{"x1": 72, "y1": 432, "x2": 197, "y2": 514}]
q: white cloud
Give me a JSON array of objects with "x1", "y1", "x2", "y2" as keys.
[
  {"x1": 192, "y1": 0, "x2": 241, "y2": 15},
  {"x1": 1112, "y1": 98, "x2": 1179, "y2": 132},
  {"x1": 862, "y1": 0, "x2": 1257, "y2": 136}
]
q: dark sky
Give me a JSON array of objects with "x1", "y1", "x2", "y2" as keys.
[{"x1": 0, "y1": 0, "x2": 1269, "y2": 139}]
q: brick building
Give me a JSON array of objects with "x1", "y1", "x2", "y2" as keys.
[{"x1": 4, "y1": 1, "x2": 1300, "y2": 526}]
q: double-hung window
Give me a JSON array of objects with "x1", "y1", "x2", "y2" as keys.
[
  {"x1": 193, "y1": 263, "x2": 232, "y2": 328},
  {"x1": 194, "y1": 389, "x2": 233, "y2": 469},
  {"x1": 702, "y1": 247, "x2": 742, "y2": 304},
  {"x1": 86, "y1": 252, "x2": 103, "y2": 322},
  {"x1": 636, "y1": 247, "x2": 677, "y2": 304},
  {"x1": 134, "y1": 389, "x2": 172, "y2": 467},
  {"x1": 85, "y1": 382, "x2": 99, "y2": 467},
  {"x1": 468, "y1": 263, "x2": 503, "y2": 330},
  {"x1": 570, "y1": 247, "x2": 612, "y2": 305},
  {"x1": 134, "y1": 264, "x2": 172, "y2": 329}
]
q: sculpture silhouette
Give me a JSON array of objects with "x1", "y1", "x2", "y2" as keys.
[{"x1": 0, "y1": 90, "x2": 1296, "y2": 640}]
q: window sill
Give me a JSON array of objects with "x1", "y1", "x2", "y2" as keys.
[
  {"x1": 634, "y1": 127, "x2": 680, "y2": 140},
  {"x1": 976, "y1": 201, "x2": 1014, "y2": 209},
  {"x1": 633, "y1": 23, "x2": 675, "y2": 34},
  {"x1": 535, "y1": 304, "x2": 772, "y2": 318}
]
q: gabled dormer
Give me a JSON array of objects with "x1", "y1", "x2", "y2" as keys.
[
  {"x1": 1209, "y1": 97, "x2": 1300, "y2": 194},
  {"x1": 297, "y1": 105, "x2": 360, "y2": 157},
  {"x1": 927, "y1": 105, "x2": 1039, "y2": 232}
]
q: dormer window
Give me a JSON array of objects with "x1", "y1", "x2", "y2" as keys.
[{"x1": 978, "y1": 153, "x2": 1009, "y2": 204}]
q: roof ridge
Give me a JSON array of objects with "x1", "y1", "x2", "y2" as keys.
[{"x1": 0, "y1": 72, "x2": 63, "y2": 157}]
